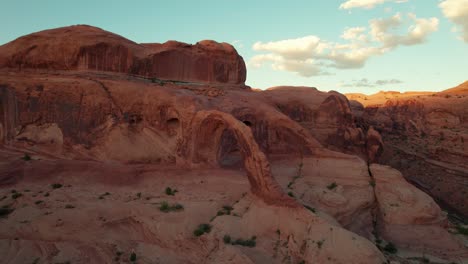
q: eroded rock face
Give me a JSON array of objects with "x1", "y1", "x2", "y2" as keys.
[
  {"x1": 1, "y1": 26, "x2": 466, "y2": 263},
  {"x1": 264, "y1": 86, "x2": 382, "y2": 162},
  {"x1": 371, "y1": 164, "x2": 467, "y2": 259},
  {"x1": 0, "y1": 25, "x2": 246, "y2": 85},
  {"x1": 346, "y1": 88, "x2": 468, "y2": 217}
]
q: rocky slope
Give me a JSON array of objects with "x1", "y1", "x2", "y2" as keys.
[
  {"x1": 0, "y1": 25, "x2": 466, "y2": 264},
  {"x1": 346, "y1": 86, "x2": 468, "y2": 219}
]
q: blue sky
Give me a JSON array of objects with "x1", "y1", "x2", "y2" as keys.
[{"x1": 1, "y1": 0, "x2": 467, "y2": 93}]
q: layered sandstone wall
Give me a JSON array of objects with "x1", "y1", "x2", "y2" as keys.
[{"x1": 0, "y1": 25, "x2": 246, "y2": 85}]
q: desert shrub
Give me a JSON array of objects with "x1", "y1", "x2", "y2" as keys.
[
  {"x1": 12, "y1": 192, "x2": 22, "y2": 199},
  {"x1": 99, "y1": 192, "x2": 111, "y2": 199},
  {"x1": 217, "y1": 205, "x2": 234, "y2": 216},
  {"x1": 317, "y1": 240, "x2": 324, "y2": 249},
  {"x1": 287, "y1": 191, "x2": 295, "y2": 197},
  {"x1": 0, "y1": 207, "x2": 14, "y2": 218},
  {"x1": 304, "y1": 205, "x2": 316, "y2": 213},
  {"x1": 22, "y1": 153, "x2": 31, "y2": 161},
  {"x1": 327, "y1": 182, "x2": 338, "y2": 190},
  {"x1": 456, "y1": 225, "x2": 468, "y2": 236},
  {"x1": 383, "y1": 242, "x2": 397, "y2": 254},
  {"x1": 165, "y1": 187, "x2": 178, "y2": 196},
  {"x1": 193, "y1": 223, "x2": 212, "y2": 237},
  {"x1": 159, "y1": 201, "x2": 169, "y2": 212},
  {"x1": 232, "y1": 236, "x2": 256, "y2": 247},
  {"x1": 224, "y1": 235, "x2": 256, "y2": 247},
  {"x1": 130, "y1": 252, "x2": 137, "y2": 262},
  {"x1": 51, "y1": 183, "x2": 62, "y2": 189},
  {"x1": 223, "y1": 235, "x2": 231, "y2": 244},
  {"x1": 159, "y1": 201, "x2": 184, "y2": 213},
  {"x1": 369, "y1": 179, "x2": 376, "y2": 187},
  {"x1": 65, "y1": 204, "x2": 75, "y2": 209},
  {"x1": 35, "y1": 200, "x2": 43, "y2": 205}
]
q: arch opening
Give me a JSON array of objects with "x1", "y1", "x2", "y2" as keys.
[
  {"x1": 218, "y1": 129, "x2": 242, "y2": 168},
  {"x1": 187, "y1": 110, "x2": 298, "y2": 207}
]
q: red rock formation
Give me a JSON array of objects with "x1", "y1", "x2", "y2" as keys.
[
  {"x1": 0, "y1": 25, "x2": 246, "y2": 84},
  {"x1": 346, "y1": 87, "x2": 468, "y2": 217},
  {"x1": 183, "y1": 110, "x2": 297, "y2": 207},
  {"x1": 1, "y1": 26, "x2": 466, "y2": 263},
  {"x1": 264, "y1": 86, "x2": 381, "y2": 161}
]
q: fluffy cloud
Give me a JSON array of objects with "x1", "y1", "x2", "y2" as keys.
[
  {"x1": 341, "y1": 78, "x2": 403, "y2": 87},
  {"x1": 339, "y1": 0, "x2": 408, "y2": 10},
  {"x1": 439, "y1": 0, "x2": 468, "y2": 42},
  {"x1": 370, "y1": 13, "x2": 439, "y2": 47},
  {"x1": 250, "y1": 13, "x2": 438, "y2": 77}
]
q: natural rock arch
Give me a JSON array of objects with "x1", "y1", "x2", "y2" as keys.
[{"x1": 183, "y1": 110, "x2": 298, "y2": 207}]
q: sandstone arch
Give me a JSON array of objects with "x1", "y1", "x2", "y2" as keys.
[
  {"x1": 230, "y1": 107, "x2": 322, "y2": 156},
  {"x1": 184, "y1": 110, "x2": 298, "y2": 207}
]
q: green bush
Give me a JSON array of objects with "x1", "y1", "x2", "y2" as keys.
[
  {"x1": 327, "y1": 182, "x2": 338, "y2": 190},
  {"x1": 223, "y1": 235, "x2": 231, "y2": 244},
  {"x1": 65, "y1": 204, "x2": 75, "y2": 209},
  {"x1": 317, "y1": 240, "x2": 324, "y2": 249},
  {"x1": 194, "y1": 223, "x2": 212, "y2": 237},
  {"x1": 383, "y1": 242, "x2": 397, "y2": 254},
  {"x1": 217, "y1": 205, "x2": 234, "y2": 216},
  {"x1": 231, "y1": 236, "x2": 256, "y2": 247},
  {"x1": 12, "y1": 192, "x2": 22, "y2": 199},
  {"x1": 304, "y1": 205, "x2": 316, "y2": 213},
  {"x1": 51, "y1": 183, "x2": 63, "y2": 189},
  {"x1": 456, "y1": 225, "x2": 468, "y2": 236},
  {"x1": 22, "y1": 153, "x2": 31, "y2": 161},
  {"x1": 165, "y1": 187, "x2": 178, "y2": 196},
  {"x1": 130, "y1": 252, "x2": 137, "y2": 262},
  {"x1": 0, "y1": 207, "x2": 14, "y2": 218},
  {"x1": 159, "y1": 201, "x2": 184, "y2": 213}
]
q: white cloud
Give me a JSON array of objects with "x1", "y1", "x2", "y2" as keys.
[
  {"x1": 250, "y1": 13, "x2": 438, "y2": 77},
  {"x1": 370, "y1": 13, "x2": 439, "y2": 47},
  {"x1": 439, "y1": 0, "x2": 468, "y2": 43},
  {"x1": 339, "y1": 0, "x2": 408, "y2": 10},
  {"x1": 340, "y1": 78, "x2": 403, "y2": 87},
  {"x1": 252, "y1": 36, "x2": 327, "y2": 60}
]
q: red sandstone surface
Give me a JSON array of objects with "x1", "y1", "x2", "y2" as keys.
[{"x1": 0, "y1": 25, "x2": 467, "y2": 264}]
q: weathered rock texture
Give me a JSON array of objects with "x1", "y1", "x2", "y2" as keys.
[
  {"x1": 264, "y1": 86, "x2": 383, "y2": 162},
  {"x1": 0, "y1": 25, "x2": 246, "y2": 84},
  {"x1": 371, "y1": 164, "x2": 466, "y2": 256},
  {"x1": 0, "y1": 26, "x2": 466, "y2": 263},
  {"x1": 346, "y1": 86, "x2": 468, "y2": 218}
]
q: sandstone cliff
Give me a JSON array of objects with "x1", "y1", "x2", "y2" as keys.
[
  {"x1": 0, "y1": 26, "x2": 466, "y2": 263},
  {"x1": 0, "y1": 25, "x2": 246, "y2": 85}
]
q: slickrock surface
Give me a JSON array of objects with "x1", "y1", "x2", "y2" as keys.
[{"x1": 0, "y1": 26, "x2": 467, "y2": 263}]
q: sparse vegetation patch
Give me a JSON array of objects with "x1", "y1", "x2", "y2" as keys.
[
  {"x1": 223, "y1": 234, "x2": 256, "y2": 247},
  {"x1": 51, "y1": 183, "x2": 63, "y2": 189},
  {"x1": 165, "y1": 187, "x2": 178, "y2": 196},
  {"x1": 0, "y1": 207, "x2": 14, "y2": 218},
  {"x1": 193, "y1": 223, "x2": 212, "y2": 237},
  {"x1": 383, "y1": 242, "x2": 397, "y2": 254},
  {"x1": 327, "y1": 182, "x2": 338, "y2": 190},
  {"x1": 159, "y1": 201, "x2": 184, "y2": 213}
]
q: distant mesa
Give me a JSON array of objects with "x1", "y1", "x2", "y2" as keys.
[{"x1": 0, "y1": 25, "x2": 246, "y2": 85}]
